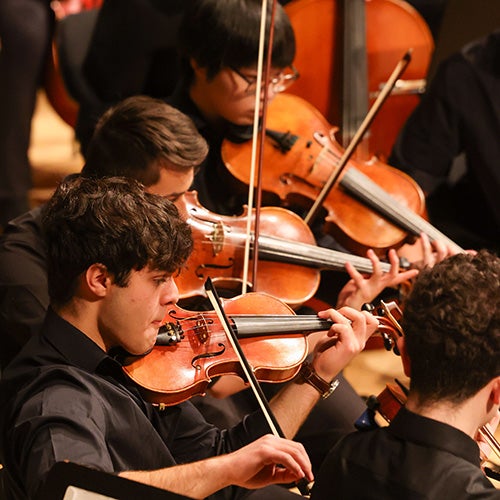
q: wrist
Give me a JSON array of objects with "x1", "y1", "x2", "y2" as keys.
[{"x1": 295, "y1": 361, "x2": 340, "y2": 399}]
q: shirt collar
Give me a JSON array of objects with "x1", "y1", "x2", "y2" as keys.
[
  {"x1": 389, "y1": 406, "x2": 482, "y2": 467},
  {"x1": 41, "y1": 307, "x2": 113, "y2": 373}
]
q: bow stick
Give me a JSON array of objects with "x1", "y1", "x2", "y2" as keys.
[
  {"x1": 242, "y1": 0, "x2": 278, "y2": 294},
  {"x1": 304, "y1": 49, "x2": 412, "y2": 226},
  {"x1": 204, "y1": 277, "x2": 311, "y2": 496}
]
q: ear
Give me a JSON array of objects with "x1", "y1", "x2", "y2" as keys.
[
  {"x1": 489, "y1": 376, "x2": 500, "y2": 406},
  {"x1": 397, "y1": 336, "x2": 411, "y2": 378},
  {"x1": 190, "y1": 58, "x2": 207, "y2": 79},
  {"x1": 84, "y1": 263, "x2": 110, "y2": 298}
]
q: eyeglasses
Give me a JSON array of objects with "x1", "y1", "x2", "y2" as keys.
[{"x1": 231, "y1": 65, "x2": 300, "y2": 94}]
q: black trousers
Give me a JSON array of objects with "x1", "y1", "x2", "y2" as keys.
[{"x1": 0, "y1": 0, "x2": 52, "y2": 227}]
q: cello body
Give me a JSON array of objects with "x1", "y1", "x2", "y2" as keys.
[{"x1": 284, "y1": 0, "x2": 434, "y2": 160}]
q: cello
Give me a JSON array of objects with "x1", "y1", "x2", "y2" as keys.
[{"x1": 283, "y1": 0, "x2": 434, "y2": 160}]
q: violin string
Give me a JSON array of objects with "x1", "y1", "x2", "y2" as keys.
[
  {"x1": 316, "y1": 146, "x2": 461, "y2": 249},
  {"x1": 192, "y1": 236, "x2": 391, "y2": 272}
]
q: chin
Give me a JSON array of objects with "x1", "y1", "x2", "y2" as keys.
[{"x1": 128, "y1": 334, "x2": 157, "y2": 356}]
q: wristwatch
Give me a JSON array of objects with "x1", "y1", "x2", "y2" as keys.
[{"x1": 297, "y1": 361, "x2": 340, "y2": 399}]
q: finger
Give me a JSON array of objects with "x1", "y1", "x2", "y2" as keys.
[
  {"x1": 367, "y1": 248, "x2": 382, "y2": 276},
  {"x1": 318, "y1": 307, "x2": 355, "y2": 326},
  {"x1": 386, "y1": 248, "x2": 401, "y2": 277},
  {"x1": 419, "y1": 232, "x2": 433, "y2": 266},
  {"x1": 432, "y1": 238, "x2": 448, "y2": 263},
  {"x1": 386, "y1": 268, "x2": 419, "y2": 287},
  {"x1": 263, "y1": 438, "x2": 313, "y2": 482},
  {"x1": 337, "y1": 307, "x2": 377, "y2": 338},
  {"x1": 344, "y1": 261, "x2": 366, "y2": 288}
]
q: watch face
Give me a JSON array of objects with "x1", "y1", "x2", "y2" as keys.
[{"x1": 323, "y1": 378, "x2": 340, "y2": 399}]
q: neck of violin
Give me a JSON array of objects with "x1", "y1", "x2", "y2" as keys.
[
  {"x1": 256, "y1": 234, "x2": 392, "y2": 273},
  {"x1": 231, "y1": 315, "x2": 332, "y2": 337},
  {"x1": 341, "y1": 0, "x2": 369, "y2": 149},
  {"x1": 339, "y1": 168, "x2": 464, "y2": 253}
]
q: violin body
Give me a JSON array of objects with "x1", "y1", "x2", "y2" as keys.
[
  {"x1": 123, "y1": 296, "x2": 403, "y2": 406},
  {"x1": 177, "y1": 192, "x2": 320, "y2": 308},
  {"x1": 123, "y1": 293, "x2": 309, "y2": 405},
  {"x1": 221, "y1": 93, "x2": 426, "y2": 257},
  {"x1": 284, "y1": 0, "x2": 434, "y2": 160}
]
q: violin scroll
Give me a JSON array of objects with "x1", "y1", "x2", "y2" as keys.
[{"x1": 363, "y1": 300, "x2": 403, "y2": 354}]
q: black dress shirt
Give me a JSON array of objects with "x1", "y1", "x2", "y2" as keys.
[
  {"x1": 0, "y1": 206, "x2": 47, "y2": 369},
  {"x1": 311, "y1": 407, "x2": 500, "y2": 499},
  {"x1": 389, "y1": 30, "x2": 500, "y2": 251},
  {"x1": 0, "y1": 309, "x2": 270, "y2": 500}
]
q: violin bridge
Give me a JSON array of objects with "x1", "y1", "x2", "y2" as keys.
[{"x1": 210, "y1": 220, "x2": 225, "y2": 256}]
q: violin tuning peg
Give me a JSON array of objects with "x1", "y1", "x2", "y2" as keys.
[
  {"x1": 381, "y1": 332, "x2": 394, "y2": 352},
  {"x1": 361, "y1": 302, "x2": 375, "y2": 312}
]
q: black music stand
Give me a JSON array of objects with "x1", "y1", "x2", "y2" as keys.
[{"x1": 35, "y1": 462, "x2": 193, "y2": 500}]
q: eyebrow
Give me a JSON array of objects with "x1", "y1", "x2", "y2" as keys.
[{"x1": 166, "y1": 191, "x2": 186, "y2": 201}]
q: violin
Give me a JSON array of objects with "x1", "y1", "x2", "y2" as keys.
[
  {"x1": 221, "y1": 92, "x2": 427, "y2": 257},
  {"x1": 176, "y1": 191, "x2": 406, "y2": 308},
  {"x1": 122, "y1": 292, "x2": 401, "y2": 406}
]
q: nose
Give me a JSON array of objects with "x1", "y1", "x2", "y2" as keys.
[
  {"x1": 161, "y1": 278, "x2": 179, "y2": 306},
  {"x1": 263, "y1": 82, "x2": 277, "y2": 100}
]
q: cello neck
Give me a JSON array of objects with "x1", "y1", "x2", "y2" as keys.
[
  {"x1": 339, "y1": 168, "x2": 464, "y2": 253},
  {"x1": 341, "y1": 0, "x2": 369, "y2": 149}
]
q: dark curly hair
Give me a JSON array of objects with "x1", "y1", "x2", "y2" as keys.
[
  {"x1": 402, "y1": 250, "x2": 500, "y2": 404},
  {"x1": 42, "y1": 176, "x2": 193, "y2": 307},
  {"x1": 177, "y1": 0, "x2": 296, "y2": 81}
]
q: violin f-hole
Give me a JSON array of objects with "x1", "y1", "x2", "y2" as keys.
[{"x1": 191, "y1": 343, "x2": 226, "y2": 371}]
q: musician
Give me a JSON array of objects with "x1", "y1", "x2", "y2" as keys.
[
  {"x1": 166, "y1": 0, "x2": 455, "y2": 463},
  {"x1": 0, "y1": 95, "x2": 415, "y2": 479},
  {"x1": 0, "y1": 175, "x2": 378, "y2": 499},
  {"x1": 78, "y1": 0, "x2": 293, "y2": 152},
  {"x1": 389, "y1": 29, "x2": 500, "y2": 254},
  {"x1": 0, "y1": 96, "x2": 208, "y2": 369},
  {"x1": 311, "y1": 250, "x2": 500, "y2": 499},
  {"x1": 166, "y1": 0, "x2": 294, "y2": 217}
]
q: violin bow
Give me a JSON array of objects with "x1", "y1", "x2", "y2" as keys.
[
  {"x1": 242, "y1": 0, "x2": 277, "y2": 294},
  {"x1": 204, "y1": 277, "x2": 311, "y2": 496},
  {"x1": 304, "y1": 49, "x2": 412, "y2": 226}
]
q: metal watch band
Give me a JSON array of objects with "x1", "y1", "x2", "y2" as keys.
[{"x1": 297, "y1": 361, "x2": 340, "y2": 399}]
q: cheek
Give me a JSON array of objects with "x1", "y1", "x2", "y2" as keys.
[
  {"x1": 221, "y1": 97, "x2": 257, "y2": 125},
  {"x1": 209, "y1": 85, "x2": 255, "y2": 124}
]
